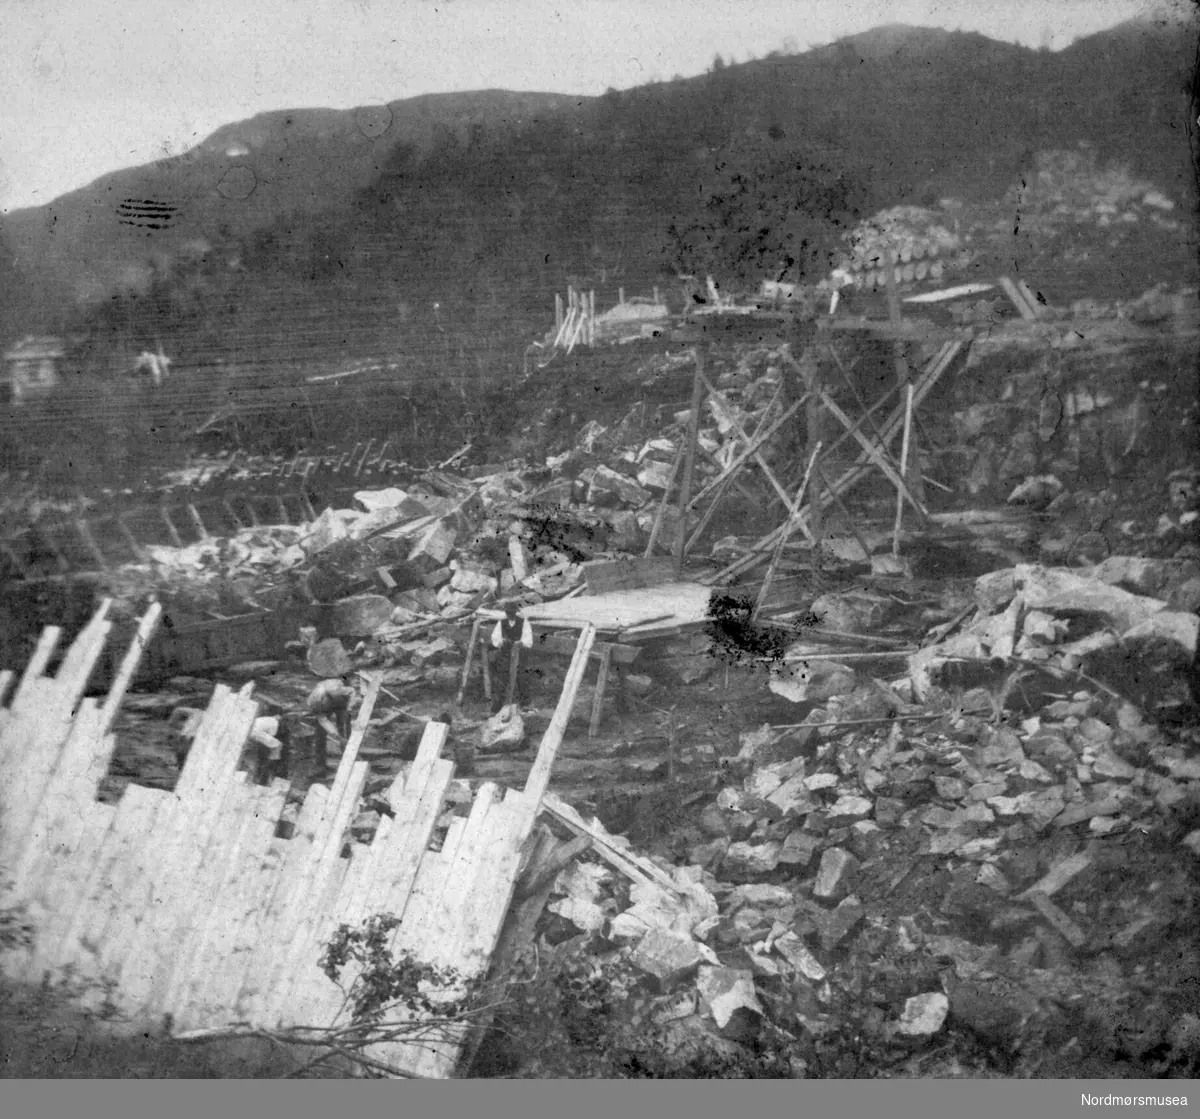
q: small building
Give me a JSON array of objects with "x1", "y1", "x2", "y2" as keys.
[{"x1": 2, "y1": 336, "x2": 65, "y2": 405}]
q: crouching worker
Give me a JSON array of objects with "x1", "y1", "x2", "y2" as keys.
[
  {"x1": 305, "y1": 675, "x2": 356, "y2": 782},
  {"x1": 490, "y1": 601, "x2": 534, "y2": 712}
]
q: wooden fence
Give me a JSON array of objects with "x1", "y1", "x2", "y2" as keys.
[{"x1": 0, "y1": 598, "x2": 597, "y2": 1078}]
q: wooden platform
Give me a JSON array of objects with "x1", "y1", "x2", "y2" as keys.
[{"x1": 521, "y1": 581, "x2": 714, "y2": 642}]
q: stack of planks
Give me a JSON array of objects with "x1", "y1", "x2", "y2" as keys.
[{"x1": 0, "y1": 599, "x2": 598, "y2": 1078}]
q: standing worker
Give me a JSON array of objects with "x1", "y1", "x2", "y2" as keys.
[{"x1": 490, "y1": 601, "x2": 534, "y2": 712}]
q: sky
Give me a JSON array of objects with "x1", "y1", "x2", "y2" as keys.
[{"x1": 0, "y1": 0, "x2": 1188, "y2": 213}]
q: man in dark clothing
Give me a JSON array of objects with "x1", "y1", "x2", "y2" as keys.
[{"x1": 489, "y1": 601, "x2": 534, "y2": 712}]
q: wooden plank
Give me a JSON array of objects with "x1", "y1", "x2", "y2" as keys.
[
  {"x1": 262, "y1": 685, "x2": 377, "y2": 939},
  {"x1": 33, "y1": 800, "x2": 119, "y2": 976},
  {"x1": 114, "y1": 692, "x2": 259, "y2": 1015},
  {"x1": 522, "y1": 583, "x2": 711, "y2": 635},
  {"x1": 643, "y1": 439, "x2": 685, "y2": 558},
  {"x1": 508, "y1": 534, "x2": 528, "y2": 581},
  {"x1": 0, "y1": 690, "x2": 78, "y2": 867},
  {"x1": 53, "y1": 785, "x2": 173, "y2": 990},
  {"x1": 583, "y1": 557, "x2": 675, "y2": 596},
  {"x1": 457, "y1": 827, "x2": 568, "y2": 1074},
  {"x1": 810, "y1": 339, "x2": 961, "y2": 517},
  {"x1": 533, "y1": 634, "x2": 640, "y2": 666},
  {"x1": 375, "y1": 790, "x2": 508, "y2": 1075},
  {"x1": 265, "y1": 680, "x2": 381, "y2": 1024},
  {"x1": 100, "y1": 602, "x2": 162, "y2": 733},
  {"x1": 522, "y1": 625, "x2": 596, "y2": 809},
  {"x1": 1017, "y1": 278, "x2": 1044, "y2": 318},
  {"x1": 178, "y1": 779, "x2": 290, "y2": 1031},
  {"x1": 456, "y1": 619, "x2": 482, "y2": 706},
  {"x1": 10, "y1": 624, "x2": 61, "y2": 708},
  {"x1": 588, "y1": 646, "x2": 612, "y2": 739},
  {"x1": 675, "y1": 353, "x2": 705, "y2": 576},
  {"x1": 684, "y1": 467, "x2": 738, "y2": 553},
  {"x1": 272, "y1": 759, "x2": 370, "y2": 1026},
  {"x1": 233, "y1": 783, "x2": 331, "y2": 1025},
  {"x1": 404, "y1": 791, "x2": 533, "y2": 1078},
  {"x1": 9, "y1": 699, "x2": 108, "y2": 902},
  {"x1": 162, "y1": 777, "x2": 287, "y2": 1023},
  {"x1": 540, "y1": 791, "x2": 683, "y2": 897}
]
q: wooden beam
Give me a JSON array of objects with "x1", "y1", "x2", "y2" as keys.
[
  {"x1": 997, "y1": 275, "x2": 1038, "y2": 321},
  {"x1": 816, "y1": 390, "x2": 928, "y2": 520},
  {"x1": 685, "y1": 396, "x2": 806, "y2": 510},
  {"x1": 540, "y1": 791, "x2": 684, "y2": 896},
  {"x1": 534, "y1": 633, "x2": 640, "y2": 665},
  {"x1": 643, "y1": 440, "x2": 685, "y2": 559},
  {"x1": 522, "y1": 624, "x2": 596, "y2": 809},
  {"x1": 100, "y1": 602, "x2": 163, "y2": 734},
  {"x1": 456, "y1": 618, "x2": 482, "y2": 706},
  {"x1": 588, "y1": 646, "x2": 613, "y2": 739},
  {"x1": 673, "y1": 352, "x2": 706, "y2": 578},
  {"x1": 753, "y1": 442, "x2": 821, "y2": 623}
]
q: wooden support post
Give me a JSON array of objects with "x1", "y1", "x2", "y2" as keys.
[
  {"x1": 506, "y1": 644, "x2": 521, "y2": 707},
  {"x1": 643, "y1": 440, "x2": 685, "y2": 559},
  {"x1": 674, "y1": 350, "x2": 705, "y2": 578},
  {"x1": 456, "y1": 619, "x2": 482, "y2": 707},
  {"x1": 274, "y1": 496, "x2": 288, "y2": 524},
  {"x1": 74, "y1": 519, "x2": 108, "y2": 571},
  {"x1": 522, "y1": 624, "x2": 597, "y2": 811},
  {"x1": 221, "y1": 499, "x2": 244, "y2": 532},
  {"x1": 753, "y1": 443, "x2": 821, "y2": 622},
  {"x1": 185, "y1": 504, "x2": 209, "y2": 540},
  {"x1": 355, "y1": 439, "x2": 375, "y2": 477},
  {"x1": 893, "y1": 383, "x2": 915, "y2": 555},
  {"x1": 618, "y1": 286, "x2": 625, "y2": 306},
  {"x1": 588, "y1": 646, "x2": 613, "y2": 740},
  {"x1": 883, "y1": 249, "x2": 924, "y2": 505}
]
